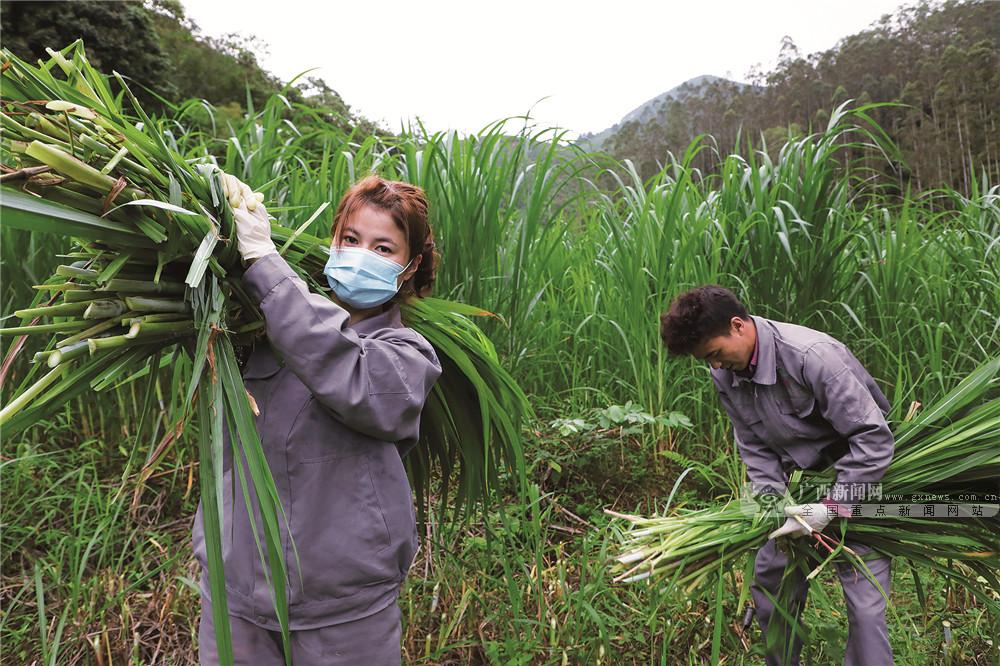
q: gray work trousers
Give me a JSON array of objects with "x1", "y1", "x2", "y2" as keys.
[
  {"x1": 198, "y1": 598, "x2": 401, "y2": 665},
  {"x1": 752, "y1": 538, "x2": 893, "y2": 666}
]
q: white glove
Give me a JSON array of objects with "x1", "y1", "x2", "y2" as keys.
[
  {"x1": 219, "y1": 172, "x2": 264, "y2": 212},
  {"x1": 768, "y1": 503, "x2": 833, "y2": 539},
  {"x1": 232, "y1": 202, "x2": 276, "y2": 261}
]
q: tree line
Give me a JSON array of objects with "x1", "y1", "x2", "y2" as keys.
[
  {"x1": 3, "y1": 1, "x2": 997, "y2": 196},
  {"x1": 0, "y1": 0, "x2": 382, "y2": 137},
  {"x1": 605, "y1": 0, "x2": 1000, "y2": 196}
]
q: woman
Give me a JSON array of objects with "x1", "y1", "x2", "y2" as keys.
[{"x1": 192, "y1": 175, "x2": 442, "y2": 665}]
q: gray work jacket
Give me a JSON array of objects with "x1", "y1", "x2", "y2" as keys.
[
  {"x1": 192, "y1": 253, "x2": 442, "y2": 630},
  {"x1": 712, "y1": 316, "x2": 893, "y2": 494}
]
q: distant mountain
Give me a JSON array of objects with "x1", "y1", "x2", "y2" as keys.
[
  {"x1": 572, "y1": 2, "x2": 1000, "y2": 195},
  {"x1": 578, "y1": 75, "x2": 747, "y2": 151}
]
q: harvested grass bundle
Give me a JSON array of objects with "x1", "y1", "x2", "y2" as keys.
[{"x1": 609, "y1": 357, "x2": 1000, "y2": 612}]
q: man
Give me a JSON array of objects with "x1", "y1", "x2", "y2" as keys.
[{"x1": 659, "y1": 285, "x2": 894, "y2": 666}]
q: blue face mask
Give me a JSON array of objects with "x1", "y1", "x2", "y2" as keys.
[{"x1": 324, "y1": 246, "x2": 411, "y2": 309}]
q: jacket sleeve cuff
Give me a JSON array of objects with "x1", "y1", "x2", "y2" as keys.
[{"x1": 242, "y1": 252, "x2": 294, "y2": 303}]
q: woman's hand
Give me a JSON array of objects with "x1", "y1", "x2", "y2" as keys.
[
  {"x1": 232, "y1": 202, "x2": 277, "y2": 261},
  {"x1": 217, "y1": 170, "x2": 275, "y2": 261},
  {"x1": 220, "y1": 172, "x2": 265, "y2": 211}
]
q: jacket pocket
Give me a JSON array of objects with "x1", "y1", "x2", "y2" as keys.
[
  {"x1": 367, "y1": 445, "x2": 418, "y2": 573},
  {"x1": 732, "y1": 392, "x2": 764, "y2": 427},
  {"x1": 774, "y1": 379, "x2": 822, "y2": 447},
  {"x1": 293, "y1": 398, "x2": 369, "y2": 461},
  {"x1": 289, "y1": 453, "x2": 395, "y2": 602},
  {"x1": 778, "y1": 378, "x2": 816, "y2": 418}
]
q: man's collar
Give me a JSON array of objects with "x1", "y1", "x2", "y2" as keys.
[{"x1": 731, "y1": 315, "x2": 777, "y2": 387}]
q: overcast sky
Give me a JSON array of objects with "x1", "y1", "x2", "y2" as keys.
[{"x1": 182, "y1": 0, "x2": 913, "y2": 137}]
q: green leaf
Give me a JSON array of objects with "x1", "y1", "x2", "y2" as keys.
[
  {"x1": 196, "y1": 360, "x2": 235, "y2": 666},
  {"x1": 0, "y1": 187, "x2": 154, "y2": 247},
  {"x1": 103, "y1": 198, "x2": 199, "y2": 217},
  {"x1": 216, "y1": 337, "x2": 293, "y2": 665}
]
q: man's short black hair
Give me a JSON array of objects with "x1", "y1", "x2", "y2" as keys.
[{"x1": 659, "y1": 285, "x2": 749, "y2": 356}]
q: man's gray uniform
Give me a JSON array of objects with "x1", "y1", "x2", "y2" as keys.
[{"x1": 712, "y1": 315, "x2": 894, "y2": 666}]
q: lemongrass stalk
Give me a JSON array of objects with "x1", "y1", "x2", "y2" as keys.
[
  {"x1": 99, "y1": 278, "x2": 186, "y2": 295},
  {"x1": 56, "y1": 265, "x2": 99, "y2": 281},
  {"x1": 620, "y1": 571, "x2": 652, "y2": 583},
  {"x1": 56, "y1": 312, "x2": 134, "y2": 348},
  {"x1": 616, "y1": 549, "x2": 656, "y2": 565},
  {"x1": 59, "y1": 111, "x2": 103, "y2": 135},
  {"x1": 75, "y1": 195, "x2": 166, "y2": 230},
  {"x1": 32, "y1": 350, "x2": 55, "y2": 364},
  {"x1": 77, "y1": 133, "x2": 151, "y2": 177},
  {"x1": 86, "y1": 334, "x2": 129, "y2": 353},
  {"x1": 61, "y1": 116, "x2": 117, "y2": 145},
  {"x1": 47, "y1": 340, "x2": 91, "y2": 367},
  {"x1": 28, "y1": 112, "x2": 73, "y2": 144},
  {"x1": 124, "y1": 320, "x2": 193, "y2": 339},
  {"x1": 32, "y1": 283, "x2": 92, "y2": 292},
  {"x1": 46, "y1": 100, "x2": 97, "y2": 122},
  {"x1": 39, "y1": 186, "x2": 107, "y2": 216},
  {"x1": 0, "y1": 112, "x2": 73, "y2": 150},
  {"x1": 122, "y1": 313, "x2": 188, "y2": 325},
  {"x1": 0, "y1": 365, "x2": 66, "y2": 426},
  {"x1": 87, "y1": 331, "x2": 183, "y2": 354},
  {"x1": 0, "y1": 321, "x2": 90, "y2": 335},
  {"x1": 101, "y1": 247, "x2": 161, "y2": 264},
  {"x1": 83, "y1": 299, "x2": 126, "y2": 319},
  {"x1": 65, "y1": 117, "x2": 114, "y2": 144},
  {"x1": 25, "y1": 140, "x2": 117, "y2": 191},
  {"x1": 25, "y1": 141, "x2": 143, "y2": 199},
  {"x1": 14, "y1": 301, "x2": 88, "y2": 318},
  {"x1": 90, "y1": 113, "x2": 172, "y2": 186},
  {"x1": 123, "y1": 297, "x2": 190, "y2": 314},
  {"x1": 806, "y1": 541, "x2": 846, "y2": 581},
  {"x1": 64, "y1": 290, "x2": 104, "y2": 303},
  {"x1": 101, "y1": 146, "x2": 129, "y2": 174}
]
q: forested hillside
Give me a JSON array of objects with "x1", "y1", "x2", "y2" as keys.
[
  {"x1": 600, "y1": 0, "x2": 1000, "y2": 195},
  {"x1": 0, "y1": 0, "x2": 381, "y2": 135}
]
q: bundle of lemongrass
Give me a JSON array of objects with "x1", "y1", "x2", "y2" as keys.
[
  {"x1": 609, "y1": 356, "x2": 1000, "y2": 610},
  {"x1": 0, "y1": 41, "x2": 527, "y2": 489}
]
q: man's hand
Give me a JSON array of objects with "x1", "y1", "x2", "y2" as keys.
[
  {"x1": 232, "y1": 202, "x2": 276, "y2": 261},
  {"x1": 768, "y1": 503, "x2": 832, "y2": 539},
  {"x1": 219, "y1": 172, "x2": 264, "y2": 211}
]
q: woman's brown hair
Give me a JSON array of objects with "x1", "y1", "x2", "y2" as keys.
[{"x1": 330, "y1": 175, "x2": 438, "y2": 299}]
